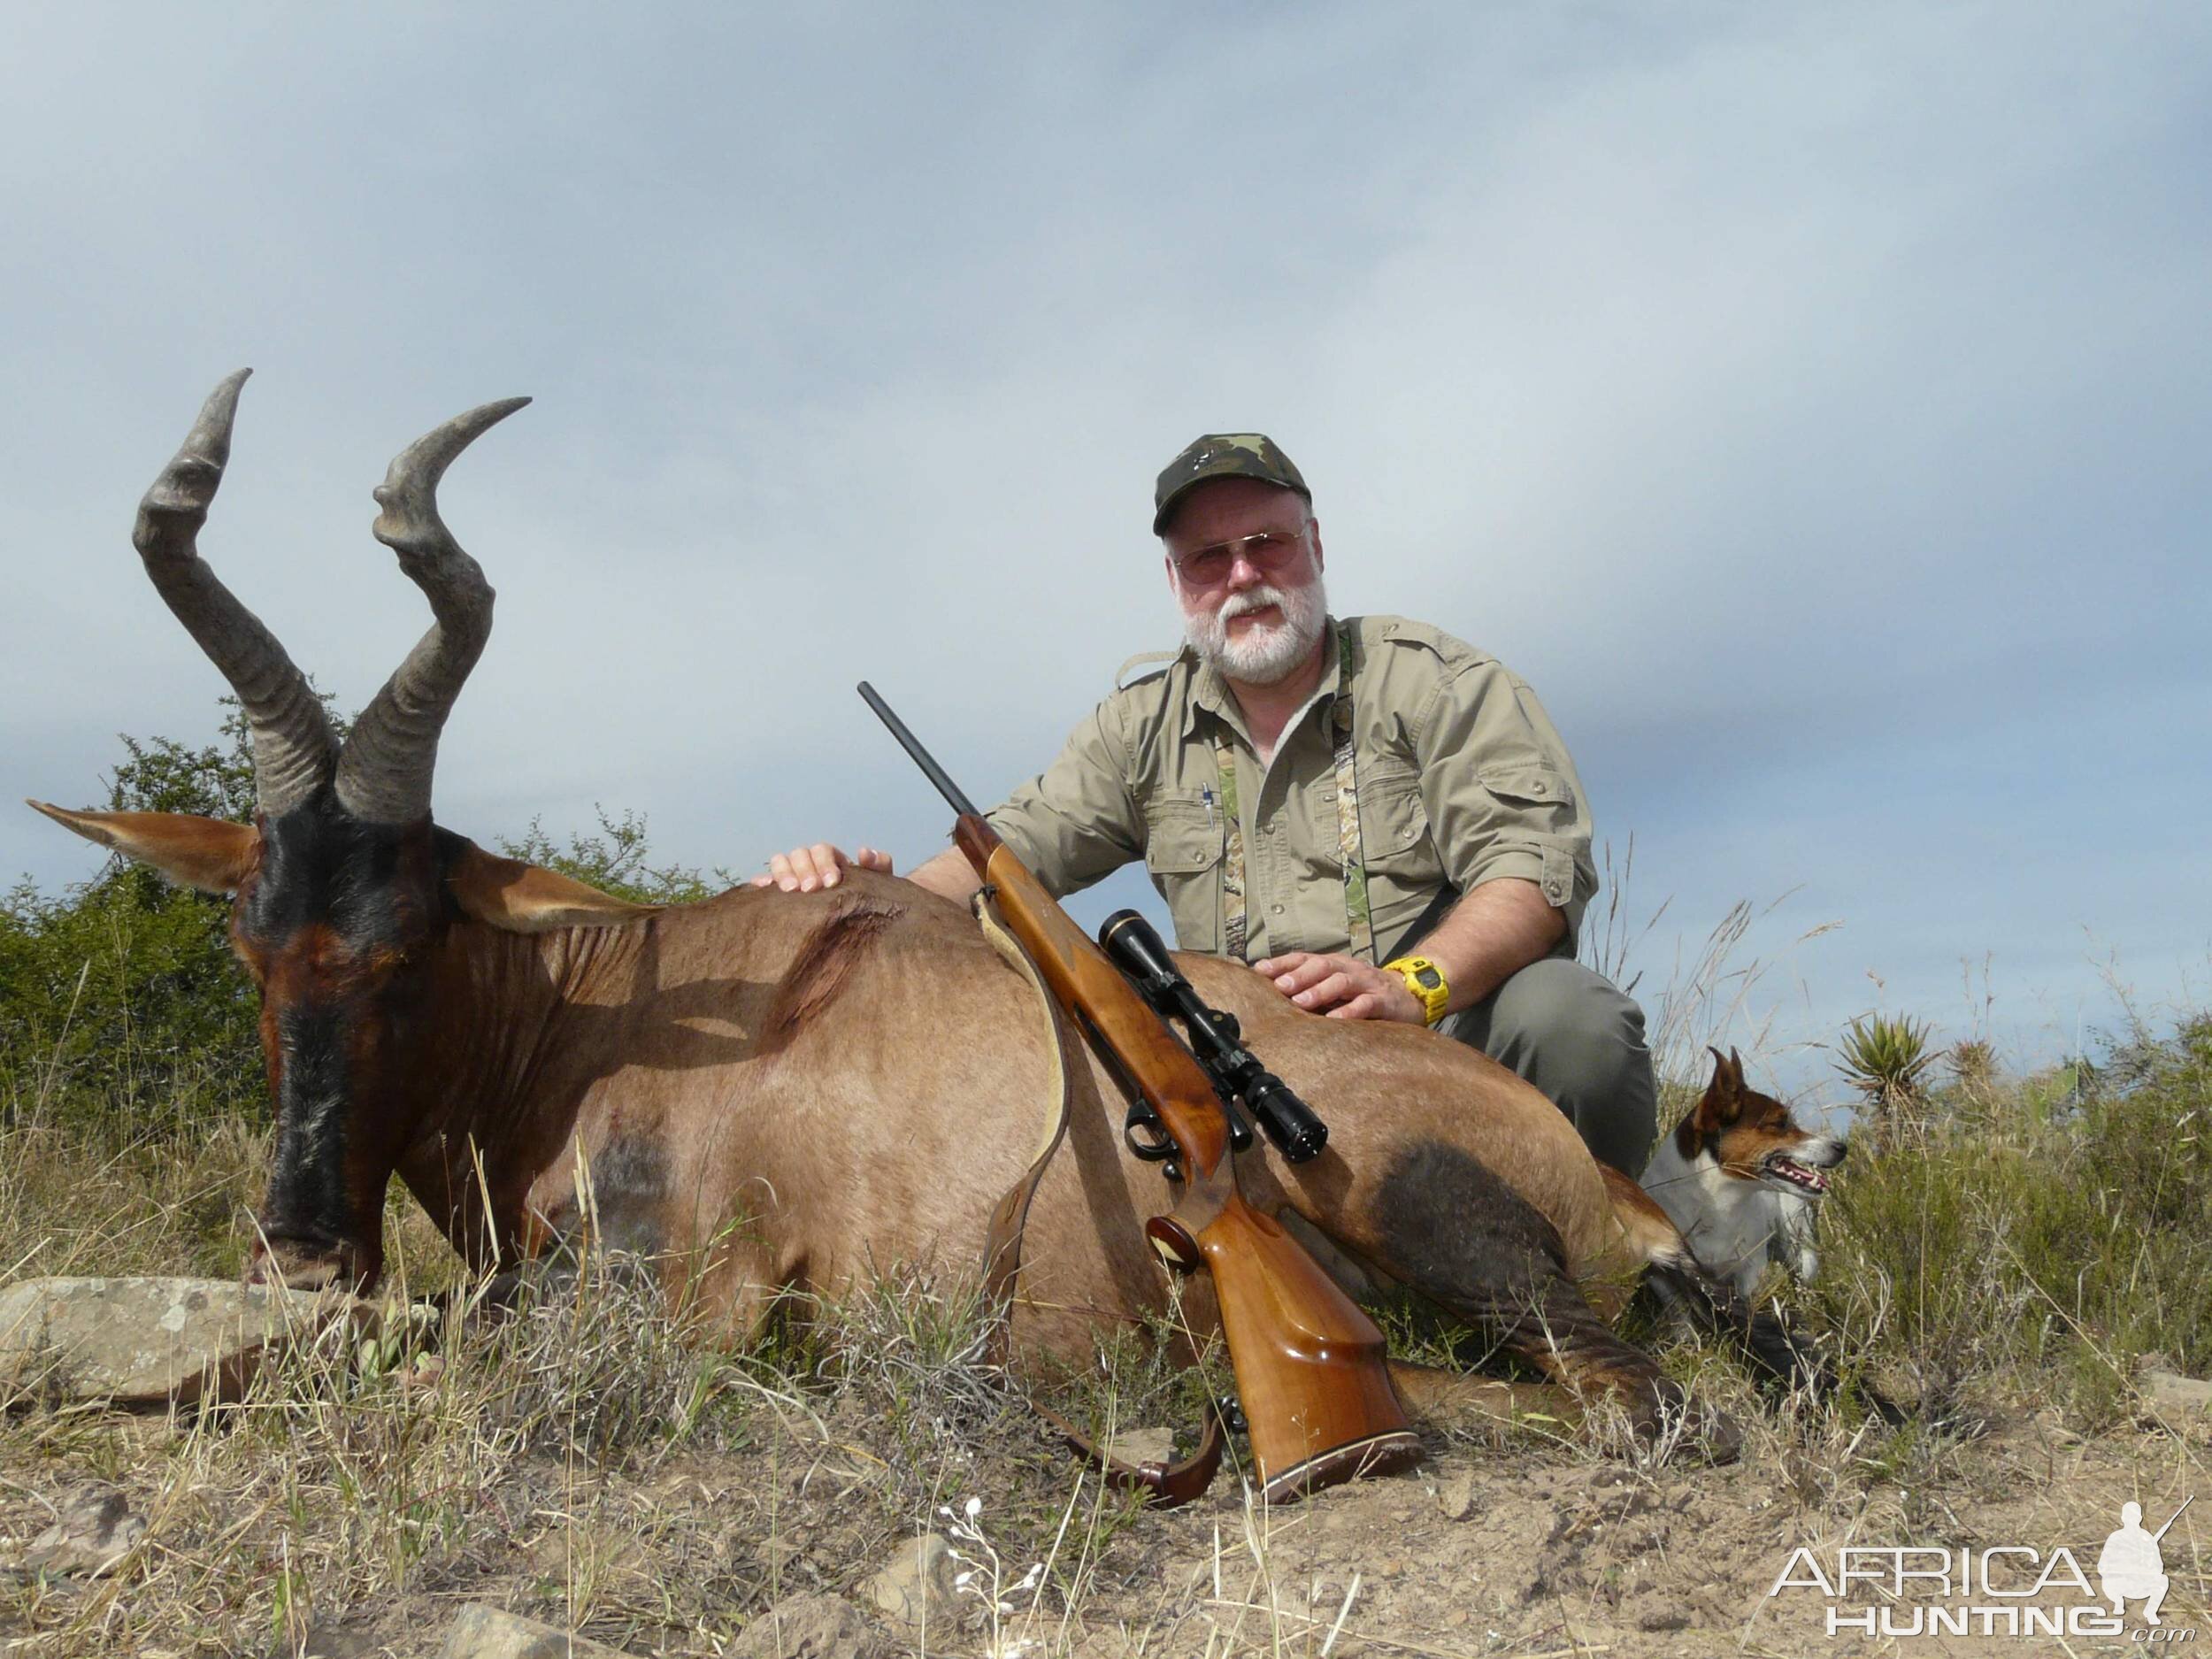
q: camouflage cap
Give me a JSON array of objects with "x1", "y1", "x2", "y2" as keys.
[{"x1": 1152, "y1": 433, "x2": 1310, "y2": 535}]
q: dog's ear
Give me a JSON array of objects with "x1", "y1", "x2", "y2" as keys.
[
  {"x1": 1727, "y1": 1047, "x2": 1748, "y2": 1087},
  {"x1": 1705, "y1": 1047, "x2": 1744, "y2": 1104},
  {"x1": 1679, "y1": 1049, "x2": 1743, "y2": 1154}
]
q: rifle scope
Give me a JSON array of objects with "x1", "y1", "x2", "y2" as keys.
[{"x1": 1099, "y1": 910, "x2": 1330, "y2": 1164}]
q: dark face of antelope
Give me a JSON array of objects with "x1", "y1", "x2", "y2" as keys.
[
  {"x1": 229, "y1": 798, "x2": 468, "y2": 1287},
  {"x1": 31, "y1": 373, "x2": 529, "y2": 1291}
]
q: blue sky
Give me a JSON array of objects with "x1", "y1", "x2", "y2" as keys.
[{"x1": 3, "y1": 4, "x2": 2206, "y2": 1096}]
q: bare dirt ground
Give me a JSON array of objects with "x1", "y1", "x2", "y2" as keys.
[{"x1": 3, "y1": 1360, "x2": 2204, "y2": 1658}]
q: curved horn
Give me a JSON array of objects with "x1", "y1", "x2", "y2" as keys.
[
  {"x1": 134, "y1": 370, "x2": 336, "y2": 816},
  {"x1": 334, "y1": 396, "x2": 529, "y2": 825}
]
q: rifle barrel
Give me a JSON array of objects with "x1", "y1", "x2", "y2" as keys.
[
  {"x1": 858, "y1": 681, "x2": 980, "y2": 819},
  {"x1": 2154, "y1": 1494, "x2": 2194, "y2": 1542}
]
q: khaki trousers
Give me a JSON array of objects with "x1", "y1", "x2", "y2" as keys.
[{"x1": 1433, "y1": 957, "x2": 1658, "y2": 1176}]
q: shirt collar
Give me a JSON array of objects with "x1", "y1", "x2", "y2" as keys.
[{"x1": 1181, "y1": 617, "x2": 1346, "y2": 741}]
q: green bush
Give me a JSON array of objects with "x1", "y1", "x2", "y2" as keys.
[
  {"x1": 1807, "y1": 1014, "x2": 2212, "y2": 1417},
  {"x1": 3, "y1": 717, "x2": 266, "y2": 1133}
]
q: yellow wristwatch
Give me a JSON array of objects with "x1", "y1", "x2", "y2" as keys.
[{"x1": 1383, "y1": 956, "x2": 1450, "y2": 1026}]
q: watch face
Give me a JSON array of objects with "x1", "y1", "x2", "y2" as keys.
[{"x1": 1413, "y1": 966, "x2": 1443, "y2": 991}]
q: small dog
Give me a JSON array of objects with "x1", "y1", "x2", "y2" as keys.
[{"x1": 1640, "y1": 1048, "x2": 1846, "y2": 1298}]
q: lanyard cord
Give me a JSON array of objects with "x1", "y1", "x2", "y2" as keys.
[{"x1": 1215, "y1": 624, "x2": 1373, "y2": 964}]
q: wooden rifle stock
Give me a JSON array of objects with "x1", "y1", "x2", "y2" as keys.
[{"x1": 950, "y1": 816, "x2": 1418, "y2": 1502}]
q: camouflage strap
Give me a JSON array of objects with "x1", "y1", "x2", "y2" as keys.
[
  {"x1": 1331, "y1": 626, "x2": 1376, "y2": 964},
  {"x1": 1216, "y1": 742, "x2": 1248, "y2": 961},
  {"x1": 1215, "y1": 624, "x2": 1372, "y2": 964}
]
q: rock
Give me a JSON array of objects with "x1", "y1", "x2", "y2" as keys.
[
  {"x1": 860, "y1": 1532, "x2": 960, "y2": 1632},
  {"x1": 438, "y1": 1604, "x2": 635, "y2": 1657},
  {"x1": 11, "y1": 1485, "x2": 145, "y2": 1578},
  {"x1": 1104, "y1": 1425, "x2": 1177, "y2": 1469},
  {"x1": 728, "y1": 1593, "x2": 882, "y2": 1659},
  {"x1": 295, "y1": 1629, "x2": 383, "y2": 1658},
  {"x1": 0, "y1": 1277, "x2": 367, "y2": 1408},
  {"x1": 1434, "y1": 1470, "x2": 1477, "y2": 1521},
  {"x1": 2140, "y1": 1367, "x2": 2212, "y2": 1415}
]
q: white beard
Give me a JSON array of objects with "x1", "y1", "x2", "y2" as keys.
[{"x1": 1185, "y1": 574, "x2": 1330, "y2": 686}]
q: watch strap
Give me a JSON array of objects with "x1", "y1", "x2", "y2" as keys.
[{"x1": 1383, "y1": 955, "x2": 1450, "y2": 1027}]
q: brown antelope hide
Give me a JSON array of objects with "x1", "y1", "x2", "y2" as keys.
[{"x1": 33, "y1": 374, "x2": 1817, "y2": 1461}]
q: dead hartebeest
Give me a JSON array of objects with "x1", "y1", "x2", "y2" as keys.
[{"x1": 33, "y1": 374, "x2": 1813, "y2": 1458}]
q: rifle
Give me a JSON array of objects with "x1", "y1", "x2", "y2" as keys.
[
  {"x1": 860, "y1": 681, "x2": 1418, "y2": 1503},
  {"x1": 2154, "y1": 1496, "x2": 2194, "y2": 1543},
  {"x1": 1099, "y1": 907, "x2": 1329, "y2": 1167}
]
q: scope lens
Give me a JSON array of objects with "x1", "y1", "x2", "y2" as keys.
[{"x1": 1247, "y1": 1077, "x2": 1328, "y2": 1163}]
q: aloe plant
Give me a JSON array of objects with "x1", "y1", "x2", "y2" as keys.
[
  {"x1": 1837, "y1": 1014, "x2": 1939, "y2": 1111},
  {"x1": 1948, "y1": 1038, "x2": 1998, "y2": 1093}
]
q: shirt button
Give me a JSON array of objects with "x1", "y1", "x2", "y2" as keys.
[
  {"x1": 1532, "y1": 781, "x2": 1548, "y2": 795},
  {"x1": 1271, "y1": 904, "x2": 1286, "y2": 916}
]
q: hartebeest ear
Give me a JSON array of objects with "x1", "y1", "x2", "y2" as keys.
[
  {"x1": 27, "y1": 801, "x2": 259, "y2": 894},
  {"x1": 443, "y1": 838, "x2": 659, "y2": 933}
]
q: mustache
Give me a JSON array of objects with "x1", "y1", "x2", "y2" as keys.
[{"x1": 1219, "y1": 588, "x2": 1286, "y2": 622}]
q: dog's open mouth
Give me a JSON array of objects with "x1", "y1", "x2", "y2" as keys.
[{"x1": 1763, "y1": 1155, "x2": 1831, "y2": 1196}]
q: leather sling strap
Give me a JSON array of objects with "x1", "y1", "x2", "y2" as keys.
[{"x1": 970, "y1": 889, "x2": 1227, "y2": 1507}]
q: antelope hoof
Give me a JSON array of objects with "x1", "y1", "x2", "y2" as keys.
[
  {"x1": 1633, "y1": 1383, "x2": 1744, "y2": 1465},
  {"x1": 250, "y1": 1235, "x2": 373, "y2": 1296}
]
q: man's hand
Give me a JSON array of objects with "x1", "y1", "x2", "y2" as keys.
[
  {"x1": 1254, "y1": 951, "x2": 1425, "y2": 1023},
  {"x1": 749, "y1": 842, "x2": 894, "y2": 893}
]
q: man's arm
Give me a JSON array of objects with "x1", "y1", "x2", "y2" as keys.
[
  {"x1": 1258, "y1": 650, "x2": 1592, "y2": 1024},
  {"x1": 1256, "y1": 878, "x2": 1562, "y2": 1023},
  {"x1": 751, "y1": 693, "x2": 1142, "y2": 905},
  {"x1": 905, "y1": 845, "x2": 986, "y2": 903}
]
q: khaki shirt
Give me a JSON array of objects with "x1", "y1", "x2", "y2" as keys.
[{"x1": 985, "y1": 615, "x2": 1599, "y2": 962}]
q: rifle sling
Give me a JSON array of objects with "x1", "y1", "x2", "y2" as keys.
[{"x1": 971, "y1": 889, "x2": 1227, "y2": 1508}]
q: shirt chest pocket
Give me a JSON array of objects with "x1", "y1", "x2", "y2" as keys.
[
  {"x1": 1355, "y1": 769, "x2": 1443, "y2": 883},
  {"x1": 1141, "y1": 798, "x2": 1224, "y2": 953}
]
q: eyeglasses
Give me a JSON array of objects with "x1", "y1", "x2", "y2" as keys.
[{"x1": 1170, "y1": 528, "x2": 1310, "y2": 588}]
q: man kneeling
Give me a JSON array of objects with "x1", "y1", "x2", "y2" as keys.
[{"x1": 759, "y1": 434, "x2": 1656, "y2": 1174}]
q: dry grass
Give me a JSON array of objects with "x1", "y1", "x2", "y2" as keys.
[
  {"x1": 4, "y1": 999, "x2": 2211, "y2": 1653},
  {"x1": 0, "y1": 1114, "x2": 1192, "y2": 1655}
]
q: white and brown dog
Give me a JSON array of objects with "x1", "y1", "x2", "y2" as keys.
[{"x1": 1640, "y1": 1048, "x2": 1846, "y2": 1297}]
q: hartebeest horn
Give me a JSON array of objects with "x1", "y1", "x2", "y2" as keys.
[
  {"x1": 333, "y1": 396, "x2": 529, "y2": 825},
  {"x1": 135, "y1": 369, "x2": 336, "y2": 817}
]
